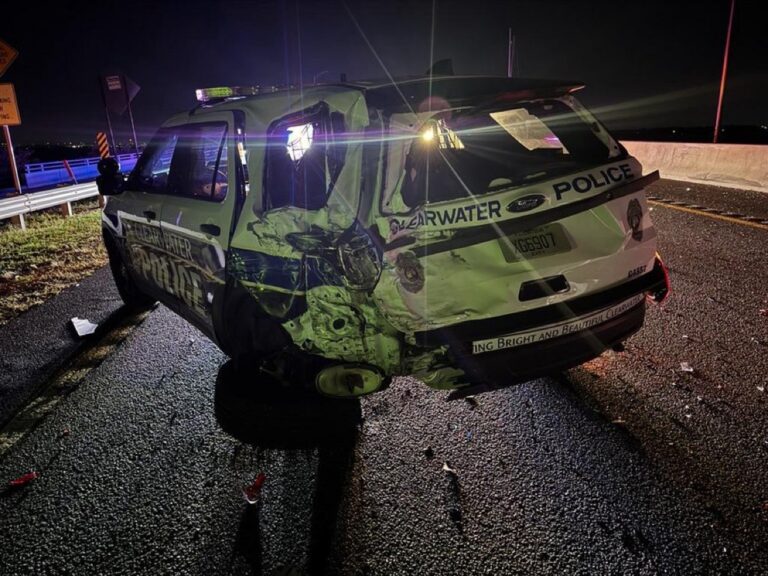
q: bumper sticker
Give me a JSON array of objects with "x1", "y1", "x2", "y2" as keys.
[{"x1": 471, "y1": 293, "x2": 644, "y2": 354}]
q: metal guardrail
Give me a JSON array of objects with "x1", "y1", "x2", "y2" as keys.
[{"x1": 0, "y1": 182, "x2": 100, "y2": 224}]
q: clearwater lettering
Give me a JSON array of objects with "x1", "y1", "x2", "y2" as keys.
[
  {"x1": 390, "y1": 200, "x2": 501, "y2": 233},
  {"x1": 552, "y1": 163, "x2": 633, "y2": 200}
]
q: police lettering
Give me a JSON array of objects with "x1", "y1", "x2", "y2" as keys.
[
  {"x1": 552, "y1": 163, "x2": 633, "y2": 201},
  {"x1": 129, "y1": 245, "x2": 207, "y2": 317}
]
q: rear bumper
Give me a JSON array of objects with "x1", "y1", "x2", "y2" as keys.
[
  {"x1": 413, "y1": 258, "x2": 667, "y2": 347},
  {"x1": 446, "y1": 299, "x2": 645, "y2": 399}
]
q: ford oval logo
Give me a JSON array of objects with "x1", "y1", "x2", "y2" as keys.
[{"x1": 506, "y1": 194, "x2": 546, "y2": 213}]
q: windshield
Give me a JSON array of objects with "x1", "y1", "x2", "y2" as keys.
[{"x1": 394, "y1": 99, "x2": 618, "y2": 210}]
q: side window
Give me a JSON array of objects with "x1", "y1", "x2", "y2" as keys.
[
  {"x1": 264, "y1": 104, "x2": 346, "y2": 211},
  {"x1": 129, "y1": 129, "x2": 178, "y2": 193},
  {"x1": 167, "y1": 123, "x2": 229, "y2": 201}
]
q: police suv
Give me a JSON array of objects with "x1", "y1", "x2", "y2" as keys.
[{"x1": 97, "y1": 75, "x2": 669, "y2": 401}]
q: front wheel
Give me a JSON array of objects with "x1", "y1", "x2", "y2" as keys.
[{"x1": 104, "y1": 236, "x2": 156, "y2": 311}]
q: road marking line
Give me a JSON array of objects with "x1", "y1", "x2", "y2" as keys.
[{"x1": 648, "y1": 200, "x2": 768, "y2": 231}]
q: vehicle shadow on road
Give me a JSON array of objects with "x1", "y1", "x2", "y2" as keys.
[{"x1": 214, "y1": 360, "x2": 361, "y2": 576}]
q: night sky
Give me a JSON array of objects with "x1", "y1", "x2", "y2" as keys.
[{"x1": 2, "y1": 0, "x2": 766, "y2": 145}]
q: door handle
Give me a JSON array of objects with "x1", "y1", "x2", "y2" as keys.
[
  {"x1": 200, "y1": 223, "x2": 221, "y2": 237},
  {"x1": 143, "y1": 210, "x2": 156, "y2": 220}
]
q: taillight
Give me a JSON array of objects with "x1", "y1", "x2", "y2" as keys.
[{"x1": 647, "y1": 253, "x2": 671, "y2": 304}]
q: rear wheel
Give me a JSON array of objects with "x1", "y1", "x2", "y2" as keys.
[
  {"x1": 104, "y1": 235, "x2": 156, "y2": 311},
  {"x1": 214, "y1": 360, "x2": 362, "y2": 449}
]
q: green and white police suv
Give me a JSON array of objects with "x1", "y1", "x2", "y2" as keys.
[{"x1": 97, "y1": 75, "x2": 670, "y2": 400}]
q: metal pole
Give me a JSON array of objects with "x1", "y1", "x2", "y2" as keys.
[
  {"x1": 3, "y1": 124, "x2": 25, "y2": 229},
  {"x1": 126, "y1": 99, "x2": 139, "y2": 155},
  {"x1": 3, "y1": 125, "x2": 22, "y2": 194},
  {"x1": 104, "y1": 106, "x2": 116, "y2": 155},
  {"x1": 507, "y1": 28, "x2": 513, "y2": 77},
  {"x1": 99, "y1": 76, "x2": 117, "y2": 153},
  {"x1": 714, "y1": 0, "x2": 735, "y2": 144},
  {"x1": 124, "y1": 75, "x2": 139, "y2": 155}
]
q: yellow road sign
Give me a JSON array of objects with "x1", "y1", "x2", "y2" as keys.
[
  {"x1": 0, "y1": 83, "x2": 21, "y2": 125},
  {"x1": 0, "y1": 39, "x2": 18, "y2": 78},
  {"x1": 96, "y1": 132, "x2": 110, "y2": 158}
]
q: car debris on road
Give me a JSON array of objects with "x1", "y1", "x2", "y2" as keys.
[
  {"x1": 680, "y1": 362, "x2": 695, "y2": 373},
  {"x1": 70, "y1": 317, "x2": 98, "y2": 337},
  {"x1": 8, "y1": 471, "x2": 38, "y2": 488},
  {"x1": 243, "y1": 472, "x2": 266, "y2": 505},
  {"x1": 442, "y1": 462, "x2": 458, "y2": 476}
]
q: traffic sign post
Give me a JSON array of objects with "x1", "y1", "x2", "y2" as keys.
[
  {"x1": 0, "y1": 40, "x2": 26, "y2": 228},
  {"x1": 0, "y1": 39, "x2": 18, "y2": 78},
  {"x1": 0, "y1": 83, "x2": 22, "y2": 126},
  {"x1": 0, "y1": 82, "x2": 24, "y2": 227}
]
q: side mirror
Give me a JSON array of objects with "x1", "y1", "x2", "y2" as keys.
[{"x1": 96, "y1": 157, "x2": 124, "y2": 196}]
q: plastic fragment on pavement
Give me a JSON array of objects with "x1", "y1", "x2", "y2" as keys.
[
  {"x1": 758, "y1": 386, "x2": 765, "y2": 393},
  {"x1": 680, "y1": 362, "x2": 694, "y2": 373},
  {"x1": 9, "y1": 471, "x2": 38, "y2": 487},
  {"x1": 70, "y1": 317, "x2": 98, "y2": 337},
  {"x1": 243, "y1": 472, "x2": 266, "y2": 505},
  {"x1": 442, "y1": 462, "x2": 458, "y2": 476}
]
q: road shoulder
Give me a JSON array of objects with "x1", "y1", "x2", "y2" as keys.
[{"x1": 0, "y1": 266, "x2": 122, "y2": 428}]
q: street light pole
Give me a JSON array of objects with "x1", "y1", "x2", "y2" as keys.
[{"x1": 713, "y1": 0, "x2": 735, "y2": 144}]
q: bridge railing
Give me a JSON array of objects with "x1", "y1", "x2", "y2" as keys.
[{"x1": 23, "y1": 153, "x2": 139, "y2": 189}]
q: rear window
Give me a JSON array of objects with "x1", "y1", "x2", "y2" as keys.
[{"x1": 389, "y1": 99, "x2": 619, "y2": 211}]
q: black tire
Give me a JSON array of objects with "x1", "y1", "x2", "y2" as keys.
[
  {"x1": 212, "y1": 281, "x2": 293, "y2": 362},
  {"x1": 214, "y1": 360, "x2": 362, "y2": 449},
  {"x1": 104, "y1": 235, "x2": 156, "y2": 311}
]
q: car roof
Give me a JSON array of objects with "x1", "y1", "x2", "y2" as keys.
[
  {"x1": 349, "y1": 75, "x2": 585, "y2": 112},
  {"x1": 193, "y1": 75, "x2": 585, "y2": 114}
]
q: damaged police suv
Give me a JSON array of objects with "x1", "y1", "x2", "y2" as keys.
[{"x1": 97, "y1": 75, "x2": 669, "y2": 401}]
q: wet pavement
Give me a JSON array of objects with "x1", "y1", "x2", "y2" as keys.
[
  {"x1": 0, "y1": 179, "x2": 766, "y2": 575},
  {"x1": 0, "y1": 267, "x2": 122, "y2": 428}
]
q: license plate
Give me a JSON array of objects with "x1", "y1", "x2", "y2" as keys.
[
  {"x1": 472, "y1": 294, "x2": 645, "y2": 354},
  {"x1": 498, "y1": 224, "x2": 570, "y2": 262}
]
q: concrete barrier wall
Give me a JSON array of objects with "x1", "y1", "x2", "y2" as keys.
[{"x1": 621, "y1": 141, "x2": 768, "y2": 193}]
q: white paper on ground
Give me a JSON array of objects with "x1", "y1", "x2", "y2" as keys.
[{"x1": 70, "y1": 317, "x2": 98, "y2": 337}]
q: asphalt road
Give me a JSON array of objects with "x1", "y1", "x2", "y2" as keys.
[{"x1": 0, "y1": 179, "x2": 766, "y2": 575}]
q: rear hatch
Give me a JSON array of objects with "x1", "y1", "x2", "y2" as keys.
[{"x1": 372, "y1": 94, "x2": 659, "y2": 335}]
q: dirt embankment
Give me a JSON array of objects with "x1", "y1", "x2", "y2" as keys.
[{"x1": 0, "y1": 203, "x2": 107, "y2": 325}]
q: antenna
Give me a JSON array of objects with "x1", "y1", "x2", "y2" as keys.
[
  {"x1": 713, "y1": 0, "x2": 735, "y2": 143},
  {"x1": 507, "y1": 28, "x2": 516, "y2": 77}
]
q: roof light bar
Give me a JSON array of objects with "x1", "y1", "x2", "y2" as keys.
[{"x1": 195, "y1": 86, "x2": 261, "y2": 102}]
